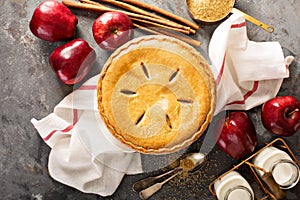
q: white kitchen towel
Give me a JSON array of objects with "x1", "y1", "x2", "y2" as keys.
[
  {"x1": 31, "y1": 75, "x2": 143, "y2": 196},
  {"x1": 209, "y1": 13, "x2": 292, "y2": 114},
  {"x1": 31, "y1": 12, "x2": 293, "y2": 197}
]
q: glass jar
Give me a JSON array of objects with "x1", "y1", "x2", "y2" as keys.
[
  {"x1": 253, "y1": 146, "x2": 300, "y2": 189},
  {"x1": 214, "y1": 171, "x2": 254, "y2": 200},
  {"x1": 271, "y1": 159, "x2": 300, "y2": 189}
]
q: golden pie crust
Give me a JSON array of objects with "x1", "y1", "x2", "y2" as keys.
[{"x1": 97, "y1": 35, "x2": 216, "y2": 154}]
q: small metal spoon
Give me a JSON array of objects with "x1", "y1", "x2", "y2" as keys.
[
  {"x1": 132, "y1": 153, "x2": 205, "y2": 192},
  {"x1": 136, "y1": 152, "x2": 206, "y2": 200},
  {"x1": 132, "y1": 166, "x2": 181, "y2": 192}
]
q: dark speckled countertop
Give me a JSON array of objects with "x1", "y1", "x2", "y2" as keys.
[{"x1": 0, "y1": 0, "x2": 299, "y2": 199}]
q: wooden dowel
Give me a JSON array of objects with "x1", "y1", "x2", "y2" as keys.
[
  {"x1": 131, "y1": 17, "x2": 190, "y2": 35},
  {"x1": 98, "y1": 0, "x2": 165, "y2": 20},
  {"x1": 134, "y1": 23, "x2": 200, "y2": 47},
  {"x1": 80, "y1": 0, "x2": 100, "y2": 6},
  {"x1": 63, "y1": 0, "x2": 111, "y2": 12},
  {"x1": 150, "y1": 26, "x2": 201, "y2": 46},
  {"x1": 118, "y1": 0, "x2": 199, "y2": 30},
  {"x1": 133, "y1": 23, "x2": 161, "y2": 34}
]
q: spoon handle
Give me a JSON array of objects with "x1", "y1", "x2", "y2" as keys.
[
  {"x1": 132, "y1": 167, "x2": 179, "y2": 192},
  {"x1": 139, "y1": 170, "x2": 183, "y2": 200},
  {"x1": 231, "y1": 8, "x2": 274, "y2": 33}
]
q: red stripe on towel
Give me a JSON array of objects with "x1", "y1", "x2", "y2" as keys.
[
  {"x1": 216, "y1": 53, "x2": 226, "y2": 85},
  {"x1": 225, "y1": 81, "x2": 259, "y2": 106},
  {"x1": 43, "y1": 109, "x2": 79, "y2": 141},
  {"x1": 43, "y1": 124, "x2": 74, "y2": 141},
  {"x1": 72, "y1": 109, "x2": 78, "y2": 124},
  {"x1": 231, "y1": 22, "x2": 246, "y2": 29}
]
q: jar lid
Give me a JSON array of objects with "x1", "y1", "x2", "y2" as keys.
[
  {"x1": 271, "y1": 159, "x2": 300, "y2": 189},
  {"x1": 225, "y1": 185, "x2": 254, "y2": 200}
]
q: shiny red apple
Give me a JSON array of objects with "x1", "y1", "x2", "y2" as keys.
[
  {"x1": 261, "y1": 96, "x2": 300, "y2": 136},
  {"x1": 29, "y1": 0, "x2": 78, "y2": 42},
  {"x1": 215, "y1": 112, "x2": 258, "y2": 160},
  {"x1": 49, "y1": 38, "x2": 96, "y2": 85},
  {"x1": 92, "y1": 11, "x2": 134, "y2": 51}
]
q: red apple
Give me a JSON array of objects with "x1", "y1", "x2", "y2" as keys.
[
  {"x1": 215, "y1": 112, "x2": 258, "y2": 160},
  {"x1": 92, "y1": 11, "x2": 134, "y2": 51},
  {"x1": 261, "y1": 96, "x2": 300, "y2": 136},
  {"x1": 29, "y1": 0, "x2": 78, "y2": 42},
  {"x1": 49, "y1": 38, "x2": 96, "y2": 85}
]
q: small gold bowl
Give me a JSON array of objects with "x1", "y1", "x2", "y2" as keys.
[{"x1": 186, "y1": 0, "x2": 235, "y2": 23}]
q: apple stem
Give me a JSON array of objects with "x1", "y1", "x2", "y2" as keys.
[
  {"x1": 111, "y1": 28, "x2": 119, "y2": 35},
  {"x1": 287, "y1": 108, "x2": 299, "y2": 118}
]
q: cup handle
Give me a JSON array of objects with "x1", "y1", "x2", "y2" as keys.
[{"x1": 231, "y1": 8, "x2": 275, "y2": 33}]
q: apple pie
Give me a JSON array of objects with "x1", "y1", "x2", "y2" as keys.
[{"x1": 97, "y1": 35, "x2": 216, "y2": 154}]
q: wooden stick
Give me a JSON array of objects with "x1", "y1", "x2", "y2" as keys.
[
  {"x1": 80, "y1": 0, "x2": 102, "y2": 6},
  {"x1": 118, "y1": 0, "x2": 199, "y2": 30},
  {"x1": 133, "y1": 23, "x2": 161, "y2": 34},
  {"x1": 131, "y1": 17, "x2": 190, "y2": 35},
  {"x1": 151, "y1": 26, "x2": 201, "y2": 46},
  {"x1": 98, "y1": 0, "x2": 164, "y2": 20},
  {"x1": 74, "y1": 0, "x2": 192, "y2": 34},
  {"x1": 63, "y1": 0, "x2": 110, "y2": 12},
  {"x1": 134, "y1": 23, "x2": 201, "y2": 47}
]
